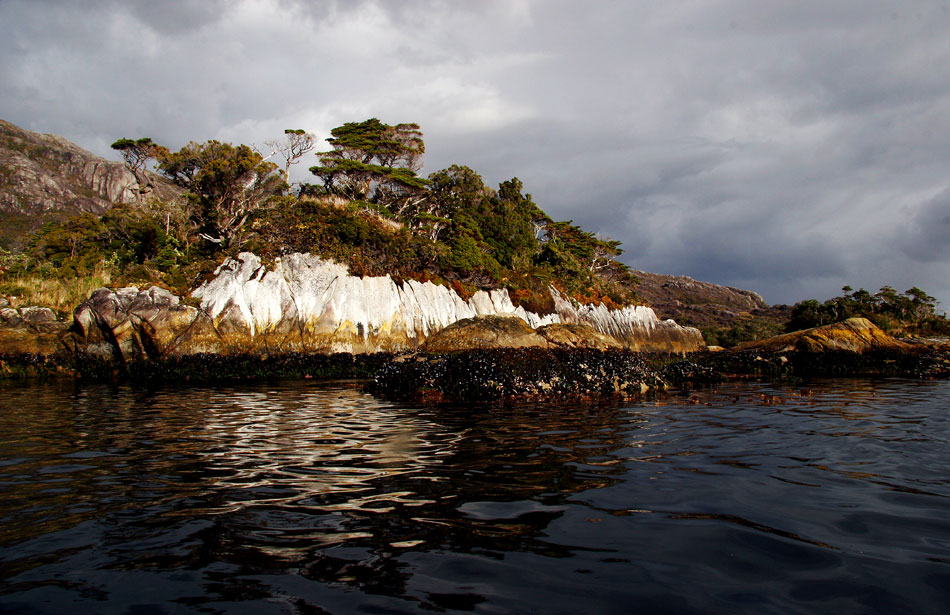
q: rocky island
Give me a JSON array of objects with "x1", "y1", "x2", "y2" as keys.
[{"x1": 1, "y1": 118, "x2": 948, "y2": 397}]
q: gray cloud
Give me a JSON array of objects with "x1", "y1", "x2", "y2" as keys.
[{"x1": 2, "y1": 0, "x2": 949, "y2": 309}]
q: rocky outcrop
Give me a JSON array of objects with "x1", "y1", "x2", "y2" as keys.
[
  {"x1": 58, "y1": 252, "x2": 704, "y2": 362},
  {"x1": 0, "y1": 302, "x2": 69, "y2": 356},
  {"x1": 187, "y1": 252, "x2": 703, "y2": 356},
  {"x1": 552, "y1": 288, "x2": 705, "y2": 353},
  {"x1": 0, "y1": 118, "x2": 180, "y2": 247},
  {"x1": 693, "y1": 318, "x2": 950, "y2": 380},
  {"x1": 734, "y1": 318, "x2": 913, "y2": 354},
  {"x1": 70, "y1": 286, "x2": 220, "y2": 362},
  {"x1": 632, "y1": 270, "x2": 767, "y2": 312},
  {"x1": 423, "y1": 316, "x2": 624, "y2": 352}
]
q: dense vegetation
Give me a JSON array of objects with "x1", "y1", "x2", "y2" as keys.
[
  {"x1": 787, "y1": 286, "x2": 949, "y2": 336},
  {"x1": 1, "y1": 119, "x2": 638, "y2": 315}
]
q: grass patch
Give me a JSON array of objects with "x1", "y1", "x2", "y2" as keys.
[{"x1": 0, "y1": 260, "x2": 113, "y2": 317}]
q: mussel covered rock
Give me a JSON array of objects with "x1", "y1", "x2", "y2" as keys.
[{"x1": 366, "y1": 348, "x2": 667, "y2": 403}]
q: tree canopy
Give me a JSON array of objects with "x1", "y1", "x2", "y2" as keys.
[
  {"x1": 157, "y1": 140, "x2": 285, "y2": 246},
  {"x1": 787, "y1": 285, "x2": 942, "y2": 333},
  {"x1": 309, "y1": 118, "x2": 428, "y2": 213}
]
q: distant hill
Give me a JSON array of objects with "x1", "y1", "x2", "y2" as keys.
[
  {"x1": 0, "y1": 119, "x2": 179, "y2": 249},
  {"x1": 633, "y1": 269, "x2": 788, "y2": 323}
]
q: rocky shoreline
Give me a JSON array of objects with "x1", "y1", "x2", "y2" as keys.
[{"x1": 2, "y1": 266, "x2": 948, "y2": 400}]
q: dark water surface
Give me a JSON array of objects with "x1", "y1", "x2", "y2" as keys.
[{"x1": 1, "y1": 378, "x2": 948, "y2": 614}]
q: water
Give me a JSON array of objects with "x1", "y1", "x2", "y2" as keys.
[{"x1": 0, "y1": 378, "x2": 948, "y2": 614}]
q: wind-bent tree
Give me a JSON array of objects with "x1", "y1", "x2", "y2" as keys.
[
  {"x1": 309, "y1": 118, "x2": 428, "y2": 214},
  {"x1": 157, "y1": 140, "x2": 285, "y2": 246},
  {"x1": 263, "y1": 128, "x2": 316, "y2": 185},
  {"x1": 110, "y1": 137, "x2": 170, "y2": 196}
]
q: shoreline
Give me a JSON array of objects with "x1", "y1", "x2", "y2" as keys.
[{"x1": 3, "y1": 345, "x2": 947, "y2": 403}]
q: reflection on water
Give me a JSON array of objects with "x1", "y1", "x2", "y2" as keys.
[{"x1": 1, "y1": 378, "x2": 949, "y2": 614}]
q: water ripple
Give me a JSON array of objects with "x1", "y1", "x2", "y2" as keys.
[{"x1": 0, "y1": 377, "x2": 948, "y2": 614}]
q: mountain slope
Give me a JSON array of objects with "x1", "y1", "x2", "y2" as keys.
[{"x1": 0, "y1": 119, "x2": 179, "y2": 248}]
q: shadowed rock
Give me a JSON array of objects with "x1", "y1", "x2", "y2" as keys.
[
  {"x1": 0, "y1": 306, "x2": 68, "y2": 356},
  {"x1": 424, "y1": 315, "x2": 548, "y2": 352}
]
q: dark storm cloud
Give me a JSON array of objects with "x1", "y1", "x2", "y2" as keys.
[
  {"x1": 1, "y1": 0, "x2": 948, "y2": 309},
  {"x1": 902, "y1": 189, "x2": 950, "y2": 263}
]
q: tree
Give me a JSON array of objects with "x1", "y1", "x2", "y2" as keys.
[
  {"x1": 110, "y1": 137, "x2": 169, "y2": 197},
  {"x1": 309, "y1": 119, "x2": 428, "y2": 214},
  {"x1": 588, "y1": 234, "x2": 623, "y2": 273},
  {"x1": 263, "y1": 129, "x2": 316, "y2": 187},
  {"x1": 422, "y1": 165, "x2": 492, "y2": 240},
  {"x1": 157, "y1": 140, "x2": 285, "y2": 246}
]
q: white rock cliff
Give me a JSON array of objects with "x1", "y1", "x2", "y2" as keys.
[{"x1": 70, "y1": 252, "x2": 704, "y2": 360}]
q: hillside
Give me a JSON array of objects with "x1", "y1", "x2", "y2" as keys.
[
  {"x1": 0, "y1": 117, "x2": 779, "y2": 337},
  {"x1": 0, "y1": 119, "x2": 179, "y2": 249}
]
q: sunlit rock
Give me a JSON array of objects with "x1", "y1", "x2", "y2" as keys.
[
  {"x1": 735, "y1": 317, "x2": 913, "y2": 353},
  {"x1": 64, "y1": 252, "x2": 705, "y2": 361}
]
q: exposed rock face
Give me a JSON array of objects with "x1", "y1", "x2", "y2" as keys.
[
  {"x1": 735, "y1": 318, "x2": 913, "y2": 354},
  {"x1": 189, "y1": 252, "x2": 703, "y2": 355},
  {"x1": 552, "y1": 288, "x2": 705, "y2": 353},
  {"x1": 0, "y1": 118, "x2": 180, "y2": 247},
  {"x1": 423, "y1": 316, "x2": 624, "y2": 352},
  {"x1": 190, "y1": 252, "x2": 561, "y2": 354},
  {"x1": 70, "y1": 286, "x2": 219, "y2": 362},
  {"x1": 60, "y1": 252, "x2": 703, "y2": 361}
]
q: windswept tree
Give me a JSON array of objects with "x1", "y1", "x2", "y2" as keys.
[
  {"x1": 157, "y1": 140, "x2": 285, "y2": 246},
  {"x1": 110, "y1": 137, "x2": 170, "y2": 195},
  {"x1": 309, "y1": 118, "x2": 428, "y2": 214},
  {"x1": 263, "y1": 128, "x2": 316, "y2": 186}
]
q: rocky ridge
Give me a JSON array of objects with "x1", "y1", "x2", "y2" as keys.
[
  {"x1": 0, "y1": 118, "x2": 180, "y2": 247},
  {"x1": 734, "y1": 317, "x2": 913, "y2": 354}
]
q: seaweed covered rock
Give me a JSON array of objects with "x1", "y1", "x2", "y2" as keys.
[{"x1": 366, "y1": 348, "x2": 666, "y2": 403}]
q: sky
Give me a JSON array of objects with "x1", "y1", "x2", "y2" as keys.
[{"x1": 1, "y1": 0, "x2": 949, "y2": 310}]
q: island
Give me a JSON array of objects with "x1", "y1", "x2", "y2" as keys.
[{"x1": 1, "y1": 117, "x2": 948, "y2": 397}]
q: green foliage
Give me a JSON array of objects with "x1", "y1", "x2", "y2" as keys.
[
  {"x1": 20, "y1": 202, "x2": 208, "y2": 296},
  {"x1": 787, "y1": 285, "x2": 946, "y2": 334},
  {"x1": 110, "y1": 137, "x2": 167, "y2": 172},
  {"x1": 310, "y1": 119, "x2": 428, "y2": 212},
  {"x1": 700, "y1": 318, "x2": 785, "y2": 348},
  {"x1": 155, "y1": 140, "x2": 285, "y2": 246}
]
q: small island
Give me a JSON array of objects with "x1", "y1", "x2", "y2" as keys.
[{"x1": 1, "y1": 118, "x2": 948, "y2": 395}]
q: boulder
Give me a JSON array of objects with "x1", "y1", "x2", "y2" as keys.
[
  {"x1": 0, "y1": 306, "x2": 69, "y2": 356},
  {"x1": 536, "y1": 323, "x2": 624, "y2": 350},
  {"x1": 71, "y1": 286, "x2": 220, "y2": 361},
  {"x1": 423, "y1": 315, "x2": 548, "y2": 352}
]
